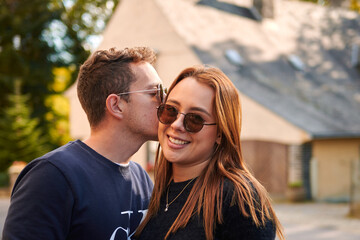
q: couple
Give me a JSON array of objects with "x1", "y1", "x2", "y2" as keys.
[{"x1": 3, "y1": 47, "x2": 284, "y2": 240}]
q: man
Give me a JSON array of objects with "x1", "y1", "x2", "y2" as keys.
[{"x1": 3, "y1": 47, "x2": 165, "y2": 239}]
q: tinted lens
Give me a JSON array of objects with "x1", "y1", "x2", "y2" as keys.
[
  {"x1": 184, "y1": 113, "x2": 205, "y2": 132},
  {"x1": 157, "y1": 84, "x2": 167, "y2": 103},
  {"x1": 157, "y1": 104, "x2": 178, "y2": 124},
  {"x1": 157, "y1": 104, "x2": 206, "y2": 133}
]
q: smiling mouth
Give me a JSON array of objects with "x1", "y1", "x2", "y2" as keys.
[{"x1": 168, "y1": 136, "x2": 190, "y2": 145}]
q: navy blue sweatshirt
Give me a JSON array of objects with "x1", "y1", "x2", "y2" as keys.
[{"x1": 3, "y1": 140, "x2": 153, "y2": 240}]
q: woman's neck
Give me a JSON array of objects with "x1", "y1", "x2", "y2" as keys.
[{"x1": 172, "y1": 160, "x2": 209, "y2": 182}]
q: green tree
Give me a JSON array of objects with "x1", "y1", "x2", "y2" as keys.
[
  {"x1": 0, "y1": 80, "x2": 50, "y2": 172},
  {"x1": 46, "y1": 67, "x2": 74, "y2": 146},
  {"x1": 0, "y1": 0, "x2": 119, "y2": 148}
]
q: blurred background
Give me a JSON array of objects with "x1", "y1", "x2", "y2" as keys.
[{"x1": 1, "y1": 0, "x2": 360, "y2": 239}]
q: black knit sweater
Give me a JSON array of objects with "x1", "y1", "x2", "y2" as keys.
[{"x1": 136, "y1": 178, "x2": 276, "y2": 240}]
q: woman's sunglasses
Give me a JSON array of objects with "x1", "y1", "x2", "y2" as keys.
[{"x1": 157, "y1": 104, "x2": 216, "y2": 133}]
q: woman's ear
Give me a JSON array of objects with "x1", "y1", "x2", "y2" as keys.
[
  {"x1": 106, "y1": 94, "x2": 124, "y2": 119},
  {"x1": 216, "y1": 133, "x2": 221, "y2": 145}
]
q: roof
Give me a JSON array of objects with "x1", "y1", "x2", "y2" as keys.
[{"x1": 155, "y1": 0, "x2": 360, "y2": 138}]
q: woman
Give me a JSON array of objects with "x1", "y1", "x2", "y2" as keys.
[{"x1": 135, "y1": 65, "x2": 284, "y2": 240}]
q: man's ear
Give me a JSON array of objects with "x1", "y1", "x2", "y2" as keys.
[{"x1": 106, "y1": 94, "x2": 124, "y2": 120}]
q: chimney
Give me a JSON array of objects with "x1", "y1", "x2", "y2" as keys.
[{"x1": 253, "y1": 0, "x2": 279, "y2": 19}]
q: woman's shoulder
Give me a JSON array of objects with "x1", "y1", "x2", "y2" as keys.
[
  {"x1": 221, "y1": 177, "x2": 258, "y2": 200},
  {"x1": 217, "y1": 178, "x2": 276, "y2": 239}
]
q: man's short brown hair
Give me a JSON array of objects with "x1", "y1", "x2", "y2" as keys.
[{"x1": 77, "y1": 47, "x2": 156, "y2": 127}]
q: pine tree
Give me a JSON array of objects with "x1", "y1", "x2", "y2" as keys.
[
  {"x1": 0, "y1": 0, "x2": 119, "y2": 149},
  {"x1": 0, "y1": 80, "x2": 50, "y2": 172}
]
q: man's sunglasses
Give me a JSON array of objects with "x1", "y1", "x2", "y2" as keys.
[
  {"x1": 157, "y1": 104, "x2": 216, "y2": 133},
  {"x1": 117, "y1": 84, "x2": 166, "y2": 103}
]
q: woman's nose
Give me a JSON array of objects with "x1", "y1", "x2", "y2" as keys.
[{"x1": 170, "y1": 113, "x2": 186, "y2": 132}]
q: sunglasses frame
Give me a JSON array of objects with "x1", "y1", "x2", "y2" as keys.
[
  {"x1": 117, "y1": 83, "x2": 166, "y2": 103},
  {"x1": 157, "y1": 103, "x2": 216, "y2": 133}
]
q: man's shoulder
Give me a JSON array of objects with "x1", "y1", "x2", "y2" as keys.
[
  {"x1": 129, "y1": 161, "x2": 151, "y2": 179},
  {"x1": 24, "y1": 140, "x2": 86, "y2": 173},
  {"x1": 129, "y1": 161, "x2": 146, "y2": 172},
  {"x1": 41, "y1": 140, "x2": 83, "y2": 161},
  {"x1": 128, "y1": 161, "x2": 153, "y2": 189}
]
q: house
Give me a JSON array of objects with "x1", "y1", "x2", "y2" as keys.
[{"x1": 66, "y1": 0, "x2": 360, "y2": 202}]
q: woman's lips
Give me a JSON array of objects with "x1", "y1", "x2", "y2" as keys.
[
  {"x1": 168, "y1": 136, "x2": 190, "y2": 145},
  {"x1": 166, "y1": 135, "x2": 190, "y2": 149}
]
